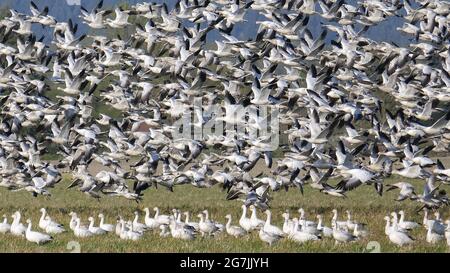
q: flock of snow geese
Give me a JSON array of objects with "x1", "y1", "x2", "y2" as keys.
[
  {"x1": 0, "y1": 207, "x2": 449, "y2": 247},
  {"x1": 0, "y1": 0, "x2": 450, "y2": 249}
]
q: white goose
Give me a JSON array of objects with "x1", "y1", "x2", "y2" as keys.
[
  {"x1": 423, "y1": 210, "x2": 446, "y2": 235},
  {"x1": 259, "y1": 228, "x2": 283, "y2": 246},
  {"x1": 169, "y1": 217, "x2": 196, "y2": 240},
  {"x1": 298, "y1": 208, "x2": 316, "y2": 227},
  {"x1": 263, "y1": 210, "x2": 285, "y2": 237},
  {"x1": 10, "y1": 211, "x2": 26, "y2": 236},
  {"x1": 153, "y1": 207, "x2": 171, "y2": 225},
  {"x1": 125, "y1": 221, "x2": 143, "y2": 241},
  {"x1": 290, "y1": 218, "x2": 321, "y2": 243},
  {"x1": 388, "y1": 223, "x2": 415, "y2": 247},
  {"x1": 25, "y1": 219, "x2": 53, "y2": 245},
  {"x1": 198, "y1": 213, "x2": 218, "y2": 236},
  {"x1": 331, "y1": 209, "x2": 348, "y2": 230},
  {"x1": 132, "y1": 211, "x2": 149, "y2": 233},
  {"x1": 225, "y1": 214, "x2": 247, "y2": 238},
  {"x1": 316, "y1": 215, "x2": 333, "y2": 238},
  {"x1": 143, "y1": 208, "x2": 160, "y2": 230},
  {"x1": 43, "y1": 216, "x2": 65, "y2": 234},
  {"x1": 202, "y1": 210, "x2": 224, "y2": 232},
  {"x1": 250, "y1": 205, "x2": 265, "y2": 230},
  {"x1": 38, "y1": 208, "x2": 63, "y2": 230},
  {"x1": 98, "y1": 213, "x2": 114, "y2": 232},
  {"x1": 239, "y1": 205, "x2": 253, "y2": 232},
  {"x1": 282, "y1": 212, "x2": 295, "y2": 235},
  {"x1": 88, "y1": 217, "x2": 107, "y2": 235},
  {"x1": 398, "y1": 210, "x2": 420, "y2": 230},
  {"x1": 0, "y1": 215, "x2": 11, "y2": 234},
  {"x1": 183, "y1": 212, "x2": 200, "y2": 231},
  {"x1": 332, "y1": 219, "x2": 357, "y2": 244},
  {"x1": 74, "y1": 218, "x2": 94, "y2": 238},
  {"x1": 426, "y1": 224, "x2": 445, "y2": 244}
]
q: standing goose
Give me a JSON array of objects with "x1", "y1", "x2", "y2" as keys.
[
  {"x1": 88, "y1": 217, "x2": 107, "y2": 235},
  {"x1": 0, "y1": 215, "x2": 11, "y2": 234},
  {"x1": 332, "y1": 219, "x2": 357, "y2": 244},
  {"x1": 98, "y1": 213, "x2": 114, "y2": 232},
  {"x1": 426, "y1": 224, "x2": 445, "y2": 244},
  {"x1": 197, "y1": 213, "x2": 218, "y2": 236},
  {"x1": 126, "y1": 221, "x2": 143, "y2": 241},
  {"x1": 10, "y1": 211, "x2": 26, "y2": 236},
  {"x1": 43, "y1": 216, "x2": 65, "y2": 234},
  {"x1": 282, "y1": 212, "x2": 295, "y2": 235},
  {"x1": 263, "y1": 210, "x2": 285, "y2": 237},
  {"x1": 143, "y1": 208, "x2": 160, "y2": 230},
  {"x1": 202, "y1": 210, "x2": 224, "y2": 232},
  {"x1": 316, "y1": 215, "x2": 333, "y2": 238},
  {"x1": 225, "y1": 214, "x2": 247, "y2": 237},
  {"x1": 249, "y1": 205, "x2": 265, "y2": 230},
  {"x1": 290, "y1": 218, "x2": 321, "y2": 243},
  {"x1": 239, "y1": 205, "x2": 253, "y2": 232},
  {"x1": 132, "y1": 211, "x2": 149, "y2": 233},
  {"x1": 259, "y1": 228, "x2": 283, "y2": 246},
  {"x1": 388, "y1": 224, "x2": 415, "y2": 247},
  {"x1": 153, "y1": 207, "x2": 171, "y2": 225},
  {"x1": 398, "y1": 210, "x2": 420, "y2": 230},
  {"x1": 74, "y1": 218, "x2": 94, "y2": 238},
  {"x1": 331, "y1": 209, "x2": 348, "y2": 230},
  {"x1": 25, "y1": 219, "x2": 53, "y2": 245},
  {"x1": 183, "y1": 212, "x2": 200, "y2": 231}
]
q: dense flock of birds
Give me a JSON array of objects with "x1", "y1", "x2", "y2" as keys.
[
  {"x1": 1, "y1": 207, "x2": 449, "y2": 247},
  {"x1": 1, "y1": 0, "x2": 450, "y2": 245}
]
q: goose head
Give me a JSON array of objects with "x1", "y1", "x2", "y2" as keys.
[
  {"x1": 316, "y1": 214, "x2": 323, "y2": 220},
  {"x1": 345, "y1": 210, "x2": 351, "y2": 219},
  {"x1": 153, "y1": 207, "x2": 159, "y2": 212},
  {"x1": 40, "y1": 208, "x2": 46, "y2": 214},
  {"x1": 398, "y1": 210, "x2": 405, "y2": 216},
  {"x1": 298, "y1": 208, "x2": 305, "y2": 216},
  {"x1": 282, "y1": 212, "x2": 289, "y2": 220},
  {"x1": 434, "y1": 211, "x2": 441, "y2": 220},
  {"x1": 88, "y1": 217, "x2": 94, "y2": 222},
  {"x1": 225, "y1": 214, "x2": 232, "y2": 220},
  {"x1": 383, "y1": 216, "x2": 390, "y2": 222},
  {"x1": 26, "y1": 219, "x2": 32, "y2": 224},
  {"x1": 98, "y1": 213, "x2": 104, "y2": 218}
]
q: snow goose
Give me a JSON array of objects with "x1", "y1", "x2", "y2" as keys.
[
  {"x1": 126, "y1": 221, "x2": 143, "y2": 241},
  {"x1": 290, "y1": 218, "x2": 321, "y2": 243},
  {"x1": 263, "y1": 210, "x2": 285, "y2": 237},
  {"x1": 316, "y1": 215, "x2": 333, "y2": 238},
  {"x1": 153, "y1": 207, "x2": 171, "y2": 225},
  {"x1": 98, "y1": 213, "x2": 114, "y2": 232},
  {"x1": 10, "y1": 212, "x2": 26, "y2": 236},
  {"x1": 132, "y1": 211, "x2": 149, "y2": 233},
  {"x1": 282, "y1": 212, "x2": 295, "y2": 235},
  {"x1": 225, "y1": 214, "x2": 247, "y2": 238},
  {"x1": 38, "y1": 208, "x2": 63, "y2": 229},
  {"x1": 426, "y1": 223, "x2": 445, "y2": 244},
  {"x1": 388, "y1": 225, "x2": 414, "y2": 247},
  {"x1": 74, "y1": 218, "x2": 94, "y2": 238},
  {"x1": 250, "y1": 205, "x2": 265, "y2": 230},
  {"x1": 0, "y1": 215, "x2": 11, "y2": 234},
  {"x1": 183, "y1": 212, "x2": 200, "y2": 231},
  {"x1": 239, "y1": 205, "x2": 253, "y2": 232},
  {"x1": 259, "y1": 228, "x2": 283, "y2": 246},
  {"x1": 298, "y1": 208, "x2": 316, "y2": 227},
  {"x1": 25, "y1": 219, "x2": 53, "y2": 245},
  {"x1": 423, "y1": 210, "x2": 446, "y2": 235},
  {"x1": 115, "y1": 217, "x2": 123, "y2": 236},
  {"x1": 332, "y1": 219, "x2": 357, "y2": 244},
  {"x1": 143, "y1": 208, "x2": 160, "y2": 230},
  {"x1": 88, "y1": 217, "x2": 107, "y2": 235},
  {"x1": 398, "y1": 211, "x2": 420, "y2": 230},
  {"x1": 384, "y1": 216, "x2": 393, "y2": 235},
  {"x1": 202, "y1": 210, "x2": 224, "y2": 232},
  {"x1": 197, "y1": 213, "x2": 218, "y2": 236},
  {"x1": 331, "y1": 209, "x2": 348, "y2": 230},
  {"x1": 43, "y1": 216, "x2": 65, "y2": 234}
]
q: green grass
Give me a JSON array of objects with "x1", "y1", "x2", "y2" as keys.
[{"x1": 0, "y1": 175, "x2": 449, "y2": 253}]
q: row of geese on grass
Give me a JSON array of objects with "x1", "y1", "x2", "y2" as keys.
[
  {"x1": 1, "y1": 206, "x2": 449, "y2": 246},
  {"x1": 384, "y1": 210, "x2": 450, "y2": 246}
]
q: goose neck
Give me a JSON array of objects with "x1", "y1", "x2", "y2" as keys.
[{"x1": 226, "y1": 217, "x2": 232, "y2": 228}]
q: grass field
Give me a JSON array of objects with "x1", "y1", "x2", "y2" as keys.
[{"x1": 0, "y1": 174, "x2": 449, "y2": 253}]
